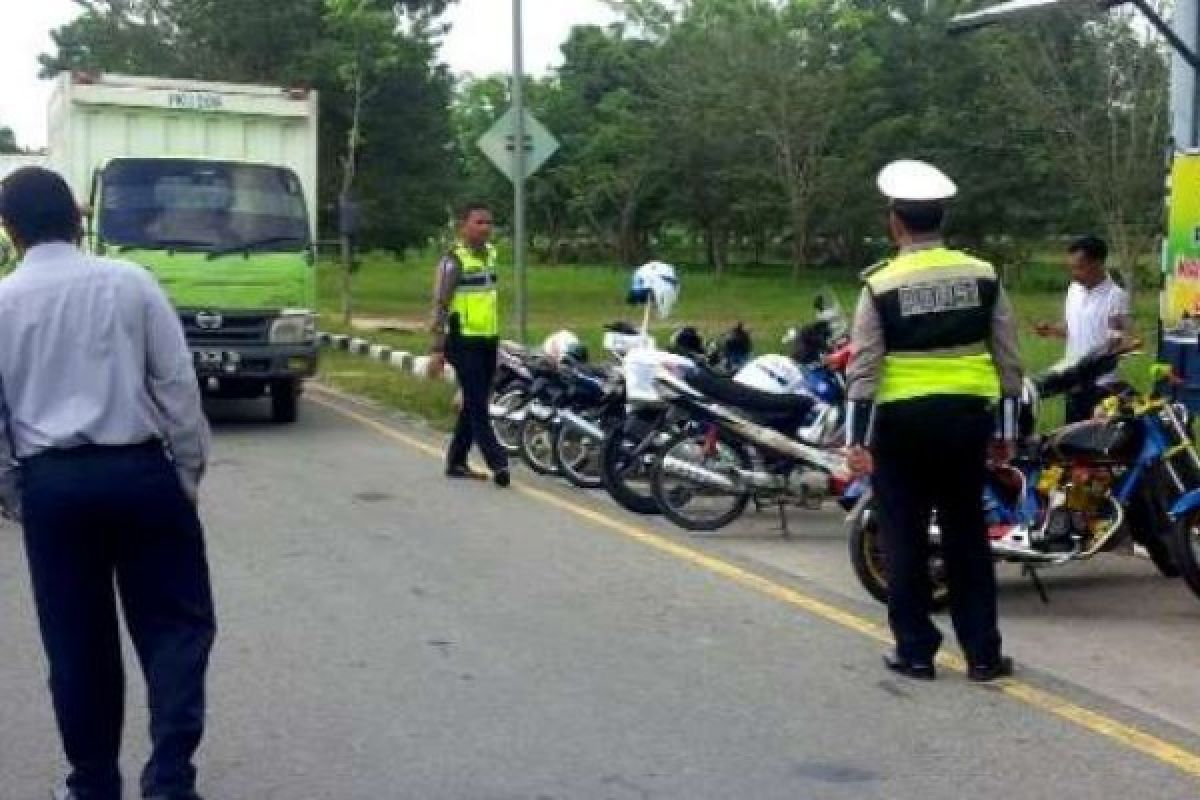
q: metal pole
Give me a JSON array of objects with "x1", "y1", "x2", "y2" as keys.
[
  {"x1": 512, "y1": 0, "x2": 528, "y2": 343},
  {"x1": 1170, "y1": 0, "x2": 1200, "y2": 149}
]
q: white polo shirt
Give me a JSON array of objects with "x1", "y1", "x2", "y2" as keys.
[{"x1": 1065, "y1": 275, "x2": 1129, "y2": 384}]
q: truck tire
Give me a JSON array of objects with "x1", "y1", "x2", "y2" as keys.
[{"x1": 271, "y1": 379, "x2": 299, "y2": 424}]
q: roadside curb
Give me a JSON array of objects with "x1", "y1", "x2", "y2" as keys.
[{"x1": 318, "y1": 330, "x2": 456, "y2": 384}]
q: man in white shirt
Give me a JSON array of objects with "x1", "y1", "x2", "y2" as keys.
[
  {"x1": 0, "y1": 167, "x2": 215, "y2": 800},
  {"x1": 1035, "y1": 235, "x2": 1131, "y2": 423}
]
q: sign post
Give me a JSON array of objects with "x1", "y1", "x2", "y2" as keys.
[
  {"x1": 477, "y1": 11, "x2": 561, "y2": 343},
  {"x1": 512, "y1": 0, "x2": 528, "y2": 343}
]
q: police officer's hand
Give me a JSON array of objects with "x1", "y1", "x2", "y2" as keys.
[
  {"x1": 847, "y1": 445, "x2": 874, "y2": 477},
  {"x1": 427, "y1": 351, "x2": 446, "y2": 379},
  {"x1": 988, "y1": 439, "x2": 1015, "y2": 466}
]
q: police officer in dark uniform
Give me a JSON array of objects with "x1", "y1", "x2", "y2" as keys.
[
  {"x1": 428, "y1": 201, "x2": 511, "y2": 487},
  {"x1": 846, "y1": 160, "x2": 1023, "y2": 682}
]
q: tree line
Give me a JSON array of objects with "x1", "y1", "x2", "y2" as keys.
[{"x1": 5, "y1": 0, "x2": 1171, "y2": 289}]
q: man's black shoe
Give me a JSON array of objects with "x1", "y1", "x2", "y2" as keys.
[
  {"x1": 446, "y1": 465, "x2": 488, "y2": 481},
  {"x1": 968, "y1": 656, "x2": 1014, "y2": 683},
  {"x1": 883, "y1": 652, "x2": 936, "y2": 681},
  {"x1": 494, "y1": 469, "x2": 511, "y2": 488}
]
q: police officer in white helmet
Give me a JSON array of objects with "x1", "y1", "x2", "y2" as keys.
[{"x1": 846, "y1": 160, "x2": 1023, "y2": 682}]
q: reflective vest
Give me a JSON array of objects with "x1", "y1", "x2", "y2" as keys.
[
  {"x1": 866, "y1": 246, "x2": 1001, "y2": 404},
  {"x1": 450, "y1": 243, "x2": 499, "y2": 337}
]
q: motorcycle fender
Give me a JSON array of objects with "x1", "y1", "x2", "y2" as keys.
[{"x1": 1169, "y1": 488, "x2": 1200, "y2": 519}]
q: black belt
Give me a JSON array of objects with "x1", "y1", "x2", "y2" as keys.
[{"x1": 21, "y1": 439, "x2": 164, "y2": 465}]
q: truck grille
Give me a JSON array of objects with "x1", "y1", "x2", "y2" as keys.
[{"x1": 180, "y1": 310, "x2": 272, "y2": 346}]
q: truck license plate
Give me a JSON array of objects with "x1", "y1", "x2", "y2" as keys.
[{"x1": 194, "y1": 349, "x2": 240, "y2": 373}]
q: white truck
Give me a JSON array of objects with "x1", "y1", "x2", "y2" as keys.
[{"x1": 46, "y1": 71, "x2": 321, "y2": 422}]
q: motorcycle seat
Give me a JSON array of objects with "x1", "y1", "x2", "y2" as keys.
[{"x1": 685, "y1": 365, "x2": 814, "y2": 418}]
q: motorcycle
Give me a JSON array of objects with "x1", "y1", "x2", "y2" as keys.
[
  {"x1": 649, "y1": 359, "x2": 852, "y2": 534},
  {"x1": 846, "y1": 340, "x2": 1195, "y2": 608},
  {"x1": 598, "y1": 323, "x2": 756, "y2": 515},
  {"x1": 491, "y1": 341, "x2": 536, "y2": 455}
]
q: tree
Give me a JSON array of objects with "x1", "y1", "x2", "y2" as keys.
[
  {"x1": 0, "y1": 127, "x2": 18, "y2": 154},
  {"x1": 990, "y1": 4, "x2": 1169, "y2": 293}
]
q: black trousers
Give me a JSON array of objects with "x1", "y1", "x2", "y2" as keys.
[
  {"x1": 21, "y1": 442, "x2": 217, "y2": 800},
  {"x1": 446, "y1": 334, "x2": 509, "y2": 472},
  {"x1": 872, "y1": 396, "x2": 1001, "y2": 666}
]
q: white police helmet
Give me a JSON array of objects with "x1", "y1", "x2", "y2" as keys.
[
  {"x1": 541, "y1": 330, "x2": 583, "y2": 364},
  {"x1": 628, "y1": 261, "x2": 680, "y2": 319},
  {"x1": 876, "y1": 159, "x2": 957, "y2": 202}
]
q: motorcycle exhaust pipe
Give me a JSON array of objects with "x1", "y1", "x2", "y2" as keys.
[
  {"x1": 660, "y1": 455, "x2": 739, "y2": 493},
  {"x1": 489, "y1": 404, "x2": 528, "y2": 423},
  {"x1": 990, "y1": 540, "x2": 1076, "y2": 564},
  {"x1": 558, "y1": 409, "x2": 605, "y2": 440}
]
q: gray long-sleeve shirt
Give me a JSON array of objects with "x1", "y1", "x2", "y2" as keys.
[
  {"x1": 847, "y1": 242, "x2": 1023, "y2": 406},
  {"x1": 430, "y1": 251, "x2": 463, "y2": 352},
  {"x1": 0, "y1": 243, "x2": 210, "y2": 510}
]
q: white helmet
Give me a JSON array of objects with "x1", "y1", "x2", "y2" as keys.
[
  {"x1": 541, "y1": 330, "x2": 583, "y2": 363},
  {"x1": 629, "y1": 261, "x2": 680, "y2": 319}
]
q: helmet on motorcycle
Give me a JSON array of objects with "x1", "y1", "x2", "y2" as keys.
[
  {"x1": 718, "y1": 323, "x2": 753, "y2": 371},
  {"x1": 627, "y1": 261, "x2": 680, "y2": 319},
  {"x1": 542, "y1": 330, "x2": 583, "y2": 364},
  {"x1": 669, "y1": 326, "x2": 705, "y2": 357}
]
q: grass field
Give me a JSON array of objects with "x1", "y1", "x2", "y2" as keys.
[{"x1": 316, "y1": 252, "x2": 1162, "y2": 431}]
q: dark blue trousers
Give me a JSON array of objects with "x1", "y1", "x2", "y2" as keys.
[{"x1": 21, "y1": 442, "x2": 216, "y2": 800}]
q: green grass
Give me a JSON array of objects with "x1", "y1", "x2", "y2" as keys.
[
  {"x1": 316, "y1": 254, "x2": 1162, "y2": 430},
  {"x1": 317, "y1": 350, "x2": 459, "y2": 431}
]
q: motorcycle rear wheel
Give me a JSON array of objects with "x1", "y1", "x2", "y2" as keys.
[
  {"x1": 848, "y1": 500, "x2": 950, "y2": 612},
  {"x1": 651, "y1": 429, "x2": 752, "y2": 532}
]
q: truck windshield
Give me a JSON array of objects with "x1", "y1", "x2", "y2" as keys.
[{"x1": 98, "y1": 159, "x2": 310, "y2": 254}]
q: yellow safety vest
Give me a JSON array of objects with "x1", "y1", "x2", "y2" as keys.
[
  {"x1": 866, "y1": 246, "x2": 1001, "y2": 404},
  {"x1": 450, "y1": 243, "x2": 499, "y2": 338}
]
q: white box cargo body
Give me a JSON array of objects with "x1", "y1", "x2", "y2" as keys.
[
  {"x1": 0, "y1": 153, "x2": 50, "y2": 182},
  {"x1": 47, "y1": 72, "x2": 319, "y2": 234}
]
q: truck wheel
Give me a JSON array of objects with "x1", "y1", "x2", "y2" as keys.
[{"x1": 271, "y1": 380, "x2": 299, "y2": 424}]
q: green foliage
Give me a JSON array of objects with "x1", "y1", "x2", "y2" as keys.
[{"x1": 457, "y1": 0, "x2": 1168, "y2": 278}]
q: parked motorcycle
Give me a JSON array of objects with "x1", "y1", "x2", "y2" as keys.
[
  {"x1": 846, "y1": 340, "x2": 1194, "y2": 608},
  {"x1": 598, "y1": 322, "x2": 756, "y2": 515},
  {"x1": 649, "y1": 360, "x2": 851, "y2": 534}
]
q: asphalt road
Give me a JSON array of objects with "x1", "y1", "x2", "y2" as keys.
[{"x1": 2, "y1": 388, "x2": 1200, "y2": 799}]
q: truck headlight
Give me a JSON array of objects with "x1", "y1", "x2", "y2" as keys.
[{"x1": 269, "y1": 312, "x2": 316, "y2": 344}]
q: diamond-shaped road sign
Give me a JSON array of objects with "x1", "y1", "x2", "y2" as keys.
[{"x1": 478, "y1": 107, "x2": 560, "y2": 184}]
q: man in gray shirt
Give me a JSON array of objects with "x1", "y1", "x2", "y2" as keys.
[{"x1": 0, "y1": 167, "x2": 215, "y2": 800}]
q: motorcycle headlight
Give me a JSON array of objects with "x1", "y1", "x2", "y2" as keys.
[{"x1": 269, "y1": 312, "x2": 317, "y2": 344}]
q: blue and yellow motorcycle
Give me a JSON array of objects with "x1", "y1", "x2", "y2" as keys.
[{"x1": 846, "y1": 341, "x2": 1197, "y2": 607}]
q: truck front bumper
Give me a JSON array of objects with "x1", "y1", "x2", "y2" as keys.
[{"x1": 192, "y1": 343, "x2": 318, "y2": 384}]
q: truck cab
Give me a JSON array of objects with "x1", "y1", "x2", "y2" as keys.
[{"x1": 91, "y1": 156, "x2": 316, "y2": 422}]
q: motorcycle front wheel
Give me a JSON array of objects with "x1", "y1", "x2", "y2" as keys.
[
  {"x1": 600, "y1": 411, "x2": 666, "y2": 515},
  {"x1": 554, "y1": 415, "x2": 607, "y2": 490},
  {"x1": 650, "y1": 428, "x2": 752, "y2": 532},
  {"x1": 491, "y1": 387, "x2": 528, "y2": 456},
  {"x1": 848, "y1": 500, "x2": 950, "y2": 612},
  {"x1": 1170, "y1": 508, "x2": 1200, "y2": 601},
  {"x1": 518, "y1": 414, "x2": 560, "y2": 476}
]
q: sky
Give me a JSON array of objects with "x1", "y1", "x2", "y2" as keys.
[{"x1": 1, "y1": 0, "x2": 619, "y2": 150}]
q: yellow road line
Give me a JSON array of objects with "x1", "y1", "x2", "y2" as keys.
[{"x1": 310, "y1": 391, "x2": 1200, "y2": 780}]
